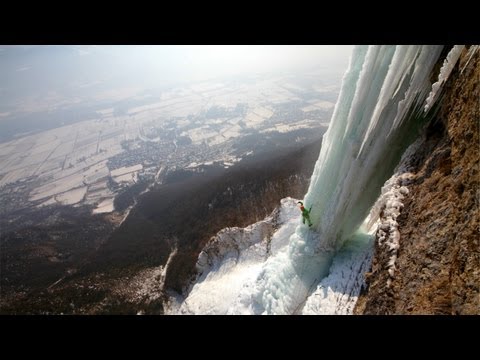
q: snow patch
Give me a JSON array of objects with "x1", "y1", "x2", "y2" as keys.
[
  {"x1": 93, "y1": 198, "x2": 114, "y2": 214},
  {"x1": 110, "y1": 164, "x2": 143, "y2": 177},
  {"x1": 55, "y1": 186, "x2": 87, "y2": 205},
  {"x1": 37, "y1": 196, "x2": 58, "y2": 207}
]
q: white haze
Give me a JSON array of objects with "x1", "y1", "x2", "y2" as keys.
[{"x1": 0, "y1": 45, "x2": 353, "y2": 110}]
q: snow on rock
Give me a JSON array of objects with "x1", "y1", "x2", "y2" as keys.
[
  {"x1": 373, "y1": 176, "x2": 407, "y2": 286},
  {"x1": 174, "y1": 197, "x2": 299, "y2": 315},
  {"x1": 365, "y1": 139, "x2": 422, "y2": 287},
  {"x1": 424, "y1": 45, "x2": 465, "y2": 112},
  {"x1": 461, "y1": 45, "x2": 479, "y2": 74}
]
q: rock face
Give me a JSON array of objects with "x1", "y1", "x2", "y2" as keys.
[{"x1": 355, "y1": 47, "x2": 479, "y2": 315}]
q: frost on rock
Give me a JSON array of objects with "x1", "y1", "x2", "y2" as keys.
[
  {"x1": 366, "y1": 139, "x2": 423, "y2": 288},
  {"x1": 461, "y1": 45, "x2": 479, "y2": 74},
  {"x1": 424, "y1": 45, "x2": 465, "y2": 112}
]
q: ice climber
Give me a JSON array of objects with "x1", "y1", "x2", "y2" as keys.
[{"x1": 297, "y1": 201, "x2": 313, "y2": 227}]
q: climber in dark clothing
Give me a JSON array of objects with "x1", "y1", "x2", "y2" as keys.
[{"x1": 297, "y1": 201, "x2": 313, "y2": 227}]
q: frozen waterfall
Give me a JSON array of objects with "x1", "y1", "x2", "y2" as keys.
[
  {"x1": 245, "y1": 45, "x2": 444, "y2": 314},
  {"x1": 173, "y1": 45, "x2": 446, "y2": 315}
]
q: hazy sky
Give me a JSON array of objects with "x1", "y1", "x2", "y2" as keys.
[
  {"x1": 0, "y1": 45, "x2": 354, "y2": 110},
  {"x1": 153, "y1": 45, "x2": 354, "y2": 78}
]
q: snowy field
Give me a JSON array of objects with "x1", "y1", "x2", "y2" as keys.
[
  {"x1": 0, "y1": 75, "x2": 337, "y2": 215},
  {"x1": 301, "y1": 100, "x2": 335, "y2": 113}
]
